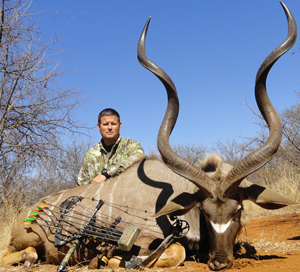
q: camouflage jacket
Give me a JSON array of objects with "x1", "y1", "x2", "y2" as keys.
[{"x1": 77, "y1": 136, "x2": 145, "y2": 186}]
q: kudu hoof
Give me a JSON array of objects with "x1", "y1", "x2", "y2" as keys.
[{"x1": 88, "y1": 257, "x2": 99, "y2": 269}]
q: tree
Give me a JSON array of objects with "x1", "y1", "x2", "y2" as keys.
[
  {"x1": 246, "y1": 91, "x2": 300, "y2": 170},
  {"x1": 211, "y1": 138, "x2": 255, "y2": 165},
  {"x1": 0, "y1": 0, "x2": 84, "y2": 206},
  {"x1": 171, "y1": 142, "x2": 207, "y2": 165},
  {"x1": 18, "y1": 138, "x2": 91, "y2": 203},
  {"x1": 280, "y1": 95, "x2": 300, "y2": 168}
]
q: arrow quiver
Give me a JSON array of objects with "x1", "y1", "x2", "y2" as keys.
[
  {"x1": 55, "y1": 196, "x2": 84, "y2": 247},
  {"x1": 52, "y1": 196, "x2": 141, "y2": 271},
  {"x1": 56, "y1": 198, "x2": 105, "y2": 272}
]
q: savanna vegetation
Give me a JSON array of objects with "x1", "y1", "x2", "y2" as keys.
[
  {"x1": 0, "y1": 0, "x2": 88, "y2": 250},
  {"x1": 0, "y1": 0, "x2": 299, "y2": 265}
]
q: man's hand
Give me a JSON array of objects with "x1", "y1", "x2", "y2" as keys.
[{"x1": 92, "y1": 174, "x2": 107, "y2": 183}]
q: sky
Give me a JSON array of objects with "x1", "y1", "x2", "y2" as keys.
[{"x1": 32, "y1": 1, "x2": 300, "y2": 154}]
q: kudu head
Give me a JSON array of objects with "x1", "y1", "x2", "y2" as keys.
[{"x1": 138, "y1": 1, "x2": 297, "y2": 270}]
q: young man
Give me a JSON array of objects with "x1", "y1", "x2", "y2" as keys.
[{"x1": 77, "y1": 108, "x2": 145, "y2": 186}]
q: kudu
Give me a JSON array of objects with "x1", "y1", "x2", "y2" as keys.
[{"x1": 0, "y1": 1, "x2": 298, "y2": 271}]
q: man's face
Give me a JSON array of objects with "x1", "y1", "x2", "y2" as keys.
[{"x1": 97, "y1": 115, "x2": 122, "y2": 145}]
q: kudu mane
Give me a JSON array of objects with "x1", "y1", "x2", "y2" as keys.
[{"x1": 199, "y1": 154, "x2": 223, "y2": 177}]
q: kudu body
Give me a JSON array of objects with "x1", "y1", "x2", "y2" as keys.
[{"x1": 0, "y1": 1, "x2": 297, "y2": 270}]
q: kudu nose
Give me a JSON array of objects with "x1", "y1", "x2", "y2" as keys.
[
  {"x1": 209, "y1": 260, "x2": 233, "y2": 271},
  {"x1": 208, "y1": 254, "x2": 233, "y2": 271},
  {"x1": 209, "y1": 261, "x2": 230, "y2": 271}
]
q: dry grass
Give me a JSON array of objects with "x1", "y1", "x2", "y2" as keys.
[
  {"x1": 237, "y1": 165, "x2": 300, "y2": 254},
  {"x1": 245, "y1": 164, "x2": 300, "y2": 220},
  {"x1": 251, "y1": 236, "x2": 300, "y2": 254},
  {"x1": 0, "y1": 195, "x2": 27, "y2": 255}
]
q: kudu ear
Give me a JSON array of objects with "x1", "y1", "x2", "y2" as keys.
[
  {"x1": 153, "y1": 192, "x2": 198, "y2": 218},
  {"x1": 240, "y1": 182, "x2": 298, "y2": 209}
]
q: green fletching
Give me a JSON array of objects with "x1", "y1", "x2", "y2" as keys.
[{"x1": 34, "y1": 206, "x2": 43, "y2": 211}]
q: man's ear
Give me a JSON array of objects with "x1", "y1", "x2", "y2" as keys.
[
  {"x1": 97, "y1": 123, "x2": 101, "y2": 132},
  {"x1": 119, "y1": 121, "x2": 122, "y2": 131}
]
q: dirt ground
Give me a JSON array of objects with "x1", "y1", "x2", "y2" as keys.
[{"x1": 1, "y1": 213, "x2": 300, "y2": 272}]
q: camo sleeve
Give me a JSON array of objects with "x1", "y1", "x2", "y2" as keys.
[
  {"x1": 107, "y1": 138, "x2": 145, "y2": 177},
  {"x1": 77, "y1": 161, "x2": 90, "y2": 186},
  {"x1": 76, "y1": 138, "x2": 145, "y2": 186},
  {"x1": 76, "y1": 144, "x2": 103, "y2": 186}
]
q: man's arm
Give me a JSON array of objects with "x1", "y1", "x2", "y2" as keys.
[
  {"x1": 107, "y1": 139, "x2": 146, "y2": 177},
  {"x1": 77, "y1": 159, "x2": 91, "y2": 186},
  {"x1": 77, "y1": 146, "x2": 100, "y2": 186},
  {"x1": 77, "y1": 139, "x2": 145, "y2": 185}
]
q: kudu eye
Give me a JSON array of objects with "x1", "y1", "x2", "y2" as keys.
[
  {"x1": 235, "y1": 204, "x2": 243, "y2": 215},
  {"x1": 199, "y1": 205, "x2": 204, "y2": 213}
]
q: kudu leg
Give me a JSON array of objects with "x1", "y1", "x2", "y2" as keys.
[
  {"x1": 0, "y1": 247, "x2": 38, "y2": 267},
  {"x1": 146, "y1": 242, "x2": 186, "y2": 268},
  {"x1": 108, "y1": 242, "x2": 185, "y2": 269}
]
